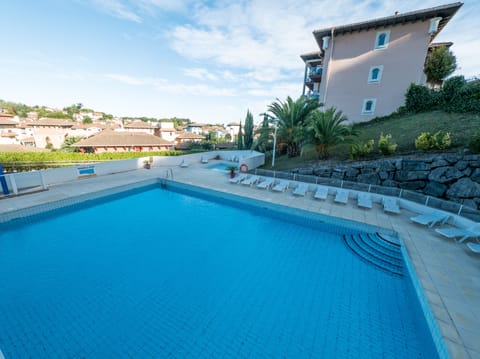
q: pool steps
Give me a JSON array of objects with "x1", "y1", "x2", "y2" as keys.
[{"x1": 343, "y1": 233, "x2": 403, "y2": 276}]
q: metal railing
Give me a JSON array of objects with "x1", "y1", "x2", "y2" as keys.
[{"x1": 254, "y1": 169, "x2": 480, "y2": 222}]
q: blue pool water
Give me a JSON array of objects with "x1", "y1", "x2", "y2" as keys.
[
  {"x1": 0, "y1": 185, "x2": 440, "y2": 358},
  {"x1": 206, "y1": 162, "x2": 232, "y2": 171}
]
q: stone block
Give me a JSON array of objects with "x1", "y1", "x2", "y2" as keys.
[
  {"x1": 357, "y1": 173, "x2": 379, "y2": 185},
  {"x1": 428, "y1": 167, "x2": 464, "y2": 183},
  {"x1": 399, "y1": 181, "x2": 426, "y2": 190},
  {"x1": 431, "y1": 159, "x2": 449, "y2": 168},
  {"x1": 382, "y1": 179, "x2": 399, "y2": 188},
  {"x1": 424, "y1": 182, "x2": 447, "y2": 197},
  {"x1": 402, "y1": 160, "x2": 431, "y2": 171},
  {"x1": 446, "y1": 178, "x2": 480, "y2": 198},
  {"x1": 454, "y1": 161, "x2": 469, "y2": 171},
  {"x1": 378, "y1": 170, "x2": 390, "y2": 180},
  {"x1": 472, "y1": 168, "x2": 480, "y2": 183},
  {"x1": 395, "y1": 170, "x2": 429, "y2": 181}
]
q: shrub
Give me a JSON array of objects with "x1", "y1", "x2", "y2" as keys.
[
  {"x1": 415, "y1": 132, "x2": 435, "y2": 150},
  {"x1": 415, "y1": 131, "x2": 451, "y2": 150},
  {"x1": 378, "y1": 133, "x2": 397, "y2": 155},
  {"x1": 447, "y1": 80, "x2": 480, "y2": 113},
  {"x1": 434, "y1": 130, "x2": 451, "y2": 150},
  {"x1": 441, "y1": 75, "x2": 466, "y2": 105},
  {"x1": 350, "y1": 139, "x2": 374, "y2": 160},
  {"x1": 405, "y1": 84, "x2": 438, "y2": 113},
  {"x1": 469, "y1": 132, "x2": 480, "y2": 154}
]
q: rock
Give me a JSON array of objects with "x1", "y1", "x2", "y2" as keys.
[
  {"x1": 332, "y1": 168, "x2": 346, "y2": 179},
  {"x1": 298, "y1": 168, "x2": 314, "y2": 175},
  {"x1": 395, "y1": 170, "x2": 429, "y2": 181},
  {"x1": 461, "y1": 199, "x2": 478, "y2": 210},
  {"x1": 445, "y1": 155, "x2": 462, "y2": 164},
  {"x1": 402, "y1": 160, "x2": 431, "y2": 171},
  {"x1": 431, "y1": 159, "x2": 449, "y2": 168},
  {"x1": 378, "y1": 170, "x2": 391, "y2": 181},
  {"x1": 455, "y1": 161, "x2": 469, "y2": 171},
  {"x1": 446, "y1": 178, "x2": 480, "y2": 198},
  {"x1": 471, "y1": 168, "x2": 480, "y2": 183},
  {"x1": 463, "y1": 167, "x2": 472, "y2": 177},
  {"x1": 428, "y1": 167, "x2": 464, "y2": 183},
  {"x1": 399, "y1": 181, "x2": 426, "y2": 190},
  {"x1": 379, "y1": 160, "x2": 395, "y2": 171},
  {"x1": 357, "y1": 173, "x2": 379, "y2": 185},
  {"x1": 382, "y1": 179, "x2": 399, "y2": 188},
  {"x1": 424, "y1": 182, "x2": 447, "y2": 197},
  {"x1": 345, "y1": 167, "x2": 359, "y2": 180},
  {"x1": 314, "y1": 168, "x2": 332, "y2": 177}
]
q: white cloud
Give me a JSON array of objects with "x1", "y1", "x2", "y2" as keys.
[
  {"x1": 90, "y1": 0, "x2": 142, "y2": 22},
  {"x1": 182, "y1": 67, "x2": 219, "y2": 81}
]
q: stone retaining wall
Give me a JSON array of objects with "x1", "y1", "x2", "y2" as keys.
[{"x1": 292, "y1": 154, "x2": 480, "y2": 209}]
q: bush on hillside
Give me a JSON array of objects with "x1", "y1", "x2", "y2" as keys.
[
  {"x1": 405, "y1": 84, "x2": 439, "y2": 113},
  {"x1": 469, "y1": 132, "x2": 480, "y2": 154},
  {"x1": 415, "y1": 131, "x2": 451, "y2": 150},
  {"x1": 441, "y1": 76, "x2": 465, "y2": 105},
  {"x1": 349, "y1": 139, "x2": 374, "y2": 159},
  {"x1": 378, "y1": 133, "x2": 397, "y2": 155},
  {"x1": 447, "y1": 80, "x2": 480, "y2": 113}
]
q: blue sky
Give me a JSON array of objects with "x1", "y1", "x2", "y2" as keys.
[{"x1": 0, "y1": 0, "x2": 478, "y2": 124}]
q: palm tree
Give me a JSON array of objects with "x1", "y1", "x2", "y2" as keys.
[
  {"x1": 303, "y1": 107, "x2": 357, "y2": 159},
  {"x1": 268, "y1": 96, "x2": 319, "y2": 157}
]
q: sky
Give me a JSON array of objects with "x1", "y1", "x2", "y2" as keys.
[{"x1": 0, "y1": 0, "x2": 478, "y2": 124}]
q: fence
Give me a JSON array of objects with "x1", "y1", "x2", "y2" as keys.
[{"x1": 254, "y1": 168, "x2": 480, "y2": 222}]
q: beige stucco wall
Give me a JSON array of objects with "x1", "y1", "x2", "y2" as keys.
[{"x1": 320, "y1": 21, "x2": 431, "y2": 124}]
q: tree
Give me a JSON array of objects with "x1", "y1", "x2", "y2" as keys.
[
  {"x1": 60, "y1": 136, "x2": 82, "y2": 152},
  {"x1": 267, "y1": 96, "x2": 319, "y2": 157},
  {"x1": 303, "y1": 107, "x2": 356, "y2": 159},
  {"x1": 237, "y1": 122, "x2": 243, "y2": 149},
  {"x1": 424, "y1": 45, "x2": 457, "y2": 86},
  {"x1": 253, "y1": 114, "x2": 273, "y2": 153},
  {"x1": 82, "y1": 116, "x2": 93, "y2": 124},
  {"x1": 244, "y1": 110, "x2": 254, "y2": 149}
]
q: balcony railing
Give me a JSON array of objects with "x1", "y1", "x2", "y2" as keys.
[
  {"x1": 309, "y1": 66, "x2": 323, "y2": 79},
  {"x1": 307, "y1": 92, "x2": 320, "y2": 99}
]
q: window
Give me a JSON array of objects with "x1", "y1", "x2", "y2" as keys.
[
  {"x1": 362, "y1": 99, "x2": 376, "y2": 114},
  {"x1": 374, "y1": 30, "x2": 390, "y2": 49},
  {"x1": 368, "y1": 65, "x2": 383, "y2": 83}
]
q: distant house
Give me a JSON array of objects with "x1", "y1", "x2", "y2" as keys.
[
  {"x1": 185, "y1": 123, "x2": 205, "y2": 135},
  {"x1": 225, "y1": 122, "x2": 240, "y2": 142},
  {"x1": 27, "y1": 118, "x2": 74, "y2": 149},
  {"x1": 175, "y1": 131, "x2": 205, "y2": 149},
  {"x1": 0, "y1": 117, "x2": 19, "y2": 145},
  {"x1": 71, "y1": 130, "x2": 174, "y2": 153},
  {"x1": 301, "y1": 2, "x2": 462, "y2": 123},
  {"x1": 122, "y1": 120, "x2": 156, "y2": 135},
  {"x1": 155, "y1": 122, "x2": 177, "y2": 142},
  {"x1": 67, "y1": 123, "x2": 108, "y2": 138}
]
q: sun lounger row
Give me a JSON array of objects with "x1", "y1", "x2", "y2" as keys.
[
  {"x1": 229, "y1": 175, "x2": 404, "y2": 214},
  {"x1": 409, "y1": 209, "x2": 480, "y2": 254}
]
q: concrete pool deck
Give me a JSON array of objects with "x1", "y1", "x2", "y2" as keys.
[{"x1": 0, "y1": 162, "x2": 479, "y2": 359}]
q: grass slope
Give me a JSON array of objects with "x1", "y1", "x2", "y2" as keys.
[{"x1": 272, "y1": 111, "x2": 480, "y2": 170}]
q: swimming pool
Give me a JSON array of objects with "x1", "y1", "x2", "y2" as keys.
[
  {"x1": 0, "y1": 182, "x2": 444, "y2": 358},
  {"x1": 206, "y1": 162, "x2": 233, "y2": 171}
]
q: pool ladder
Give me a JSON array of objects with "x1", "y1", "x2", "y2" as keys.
[{"x1": 160, "y1": 168, "x2": 174, "y2": 188}]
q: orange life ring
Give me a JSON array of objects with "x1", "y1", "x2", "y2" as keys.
[{"x1": 239, "y1": 163, "x2": 248, "y2": 173}]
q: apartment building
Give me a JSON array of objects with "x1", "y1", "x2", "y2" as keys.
[{"x1": 301, "y1": 2, "x2": 462, "y2": 123}]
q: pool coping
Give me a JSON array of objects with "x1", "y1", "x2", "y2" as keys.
[{"x1": 0, "y1": 165, "x2": 478, "y2": 358}]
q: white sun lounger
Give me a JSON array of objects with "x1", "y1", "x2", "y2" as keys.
[
  {"x1": 410, "y1": 211, "x2": 450, "y2": 228},
  {"x1": 357, "y1": 192, "x2": 372, "y2": 209},
  {"x1": 466, "y1": 242, "x2": 480, "y2": 254},
  {"x1": 179, "y1": 159, "x2": 189, "y2": 168},
  {"x1": 314, "y1": 186, "x2": 328, "y2": 200},
  {"x1": 242, "y1": 175, "x2": 260, "y2": 186},
  {"x1": 382, "y1": 197, "x2": 400, "y2": 214},
  {"x1": 272, "y1": 180, "x2": 289, "y2": 192},
  {"x1": 293, "y1": 183, "x2": 308, "y2": 196},
  {"x1": 334, "y1": 189, "x2": 349, "y2": 204},
  {"x1": 229, "y1": 173, "x2": 248, "y2": 184},
  {"x1": 435, "y1": 223, "x2": 480, "y2": 243},
  {"x1": 200, "y1": 156, "x2": 208, "y2": 164},
  {"x1": 257, "y1": 177, "x2": 275, "y2": 189}
]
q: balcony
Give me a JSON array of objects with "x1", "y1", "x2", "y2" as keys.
[
  {"x1": 309, "y1": 66, "x2": 323, "y2": 80},
  {"x1": 307, "y1": 91, "x2": 320, "y2": 100}
]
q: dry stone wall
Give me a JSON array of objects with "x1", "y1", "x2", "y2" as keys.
[{"x1": 293, "y1": 154, "x2": 480, "y2": 209}]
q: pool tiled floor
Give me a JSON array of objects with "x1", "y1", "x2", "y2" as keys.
[{"x1": 1, "y1": 161, "x2": 479, "y2": 358}]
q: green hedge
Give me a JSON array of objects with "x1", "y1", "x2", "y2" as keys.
[{"x1": 0, "y1": 151, "x2": 182, "y2": 163}]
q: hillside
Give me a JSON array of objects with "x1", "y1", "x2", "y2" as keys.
[{"x1": 273, "y1": 111, "x2": 480, "y2": 170}]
